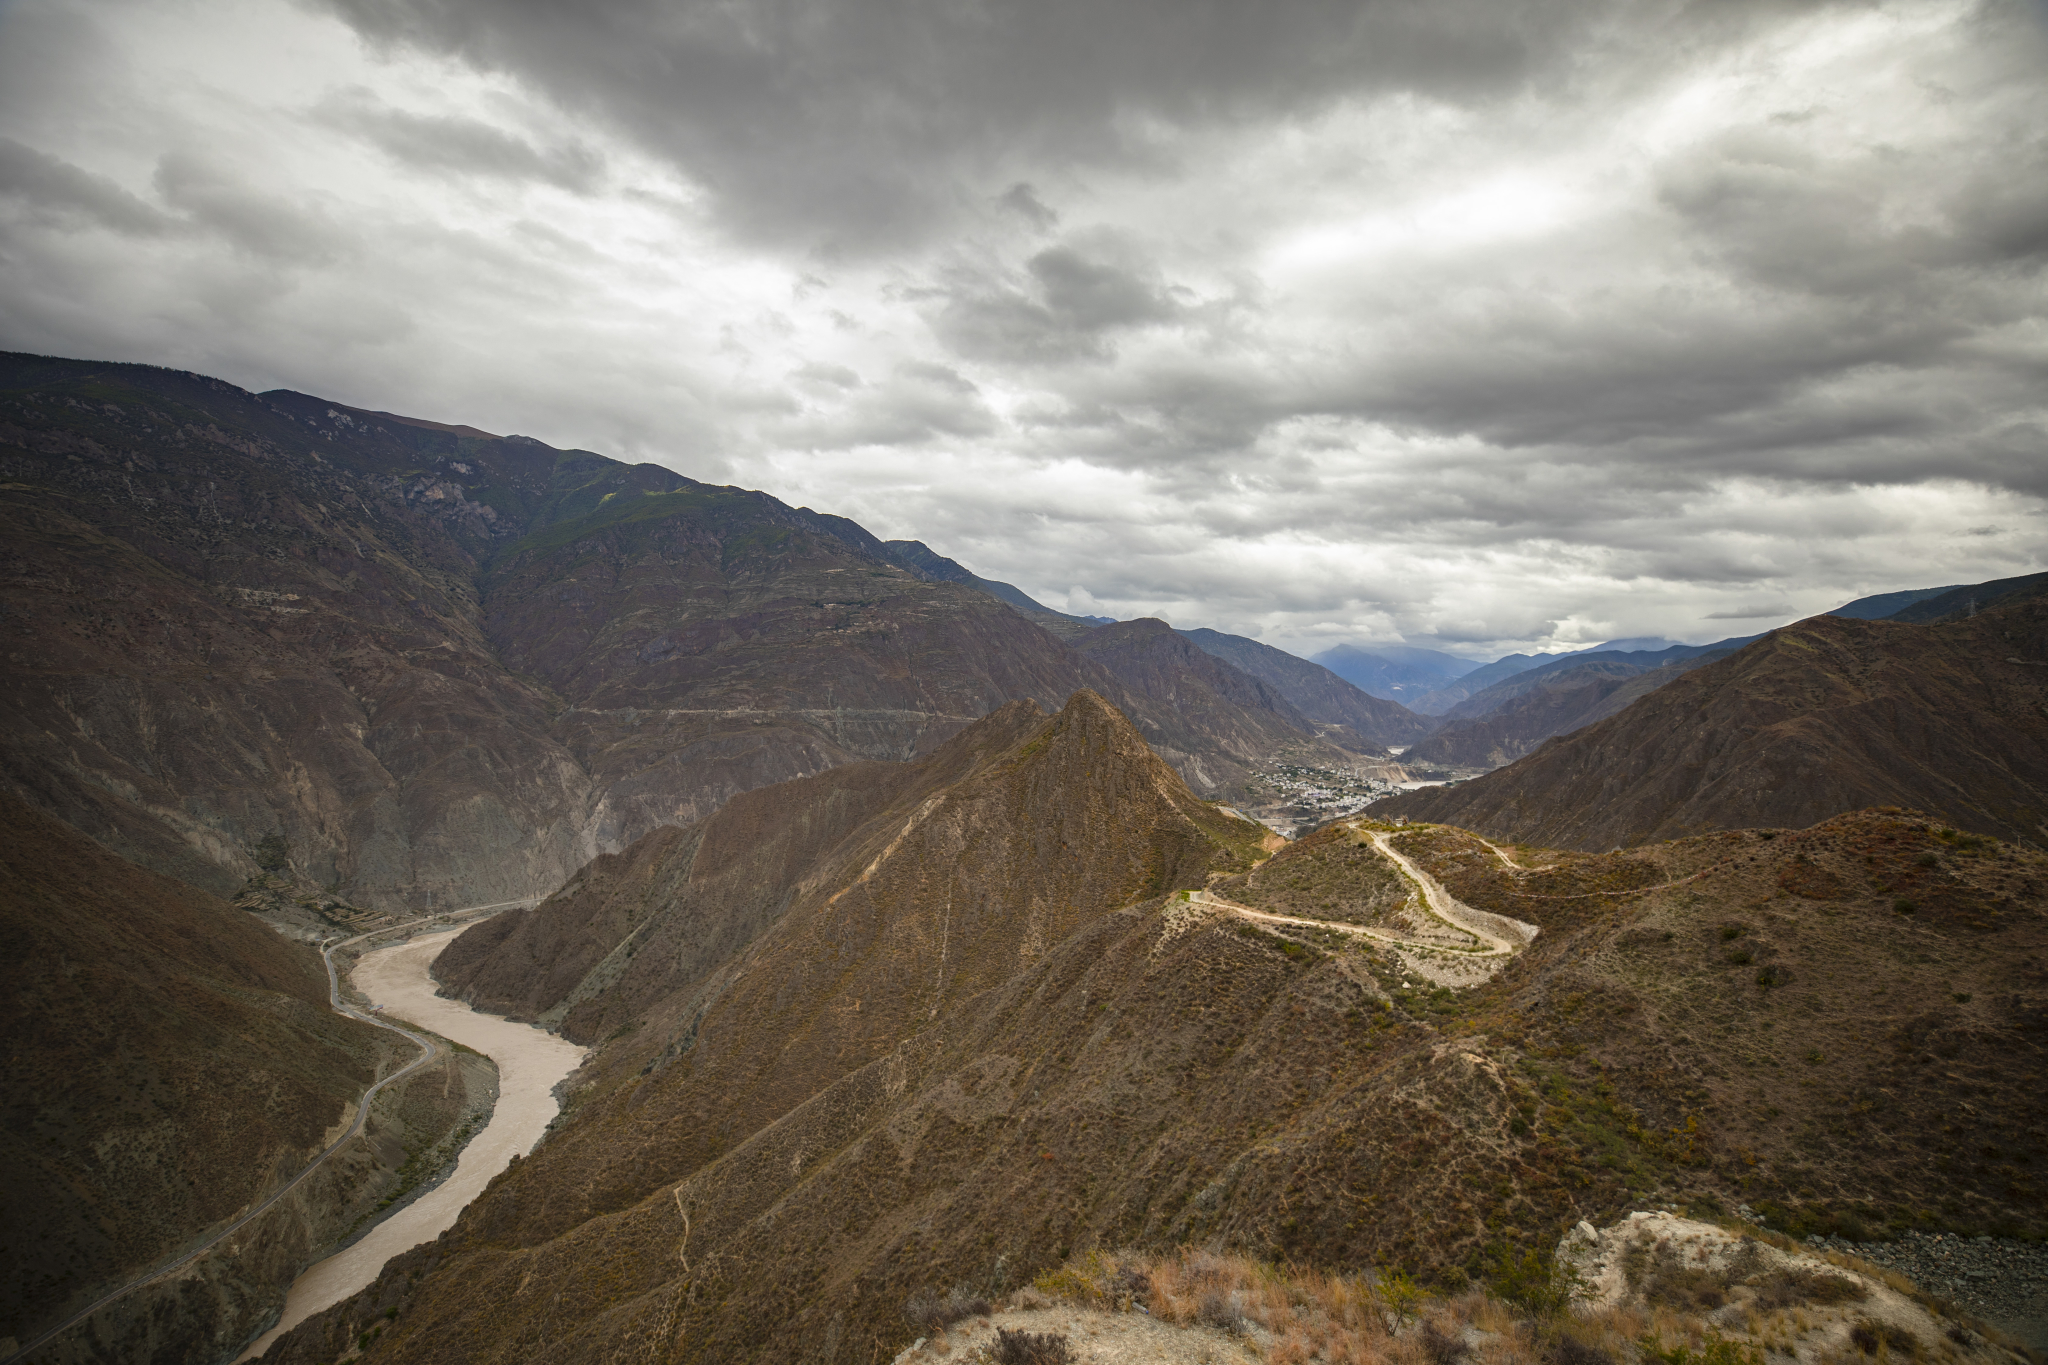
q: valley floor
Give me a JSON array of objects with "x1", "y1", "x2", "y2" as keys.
[{"x1": 235, "y1": 928, "x2": 585, "y2": 1360}]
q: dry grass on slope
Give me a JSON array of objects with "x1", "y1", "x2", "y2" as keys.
[
  {"x1": 1214, "y1": 824, "x2": 1412, "y2": 928},
  {"x1": 894, "y1": 1238, "x2": 2033, "y2": 1365},
  {"x1": 1389, "y1": 811, "x2": 2048, "y2": 1244}
]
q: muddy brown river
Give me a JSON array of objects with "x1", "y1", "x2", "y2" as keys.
[{"x1": 236, "y1": 927, "x2": 585, "y2": 1360}]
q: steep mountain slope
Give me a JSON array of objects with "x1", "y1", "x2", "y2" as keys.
[
  {"x1": 878, "y1": 538, "x2": 1106, "y2": 639},
  {"x1": 418, "y1": 691, "x2": 1271, "y2": 1247},
  {"x1": 478, "y1": 490, "x2": 1126, "y2": 844},
  {"x1": 1405, "y1": 652, "x2": 1738, "y2": 770},
  {"x1": 0, "y1": 796, "x2": 490, "y2": 1363},
  {"x1": 259, "y1": 803, "x2": 2047, "y2": 1365},
  {"x1": 1374, "y1": 601, "x2": 2048, "y2": 848},
  {"x1": 0, "y1": 358, "x2": 606, "y2": 908},
  {"x1": 1881, "y1": 571, "x2": 2048, "y2": 624},
  {"x1": 431, "y1": 701, "x2": 1056, "y2": 1042},
  {"x1": 1177, "y1": 627, "x2": 1431, "y2": 747},
  {"x1": 0, "y1": 352, "x2": 1305, "y2": 908},
  {"x1": 1073, "y1": 619, "x2": 1377, "y2": 790}
]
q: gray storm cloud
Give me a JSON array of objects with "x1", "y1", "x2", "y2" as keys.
[{"x1": 0, "y1": 0, "x2": 2043, "y2": 657}]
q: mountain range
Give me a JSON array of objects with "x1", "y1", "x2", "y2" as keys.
[
  {"x1": 0, "y1": 352, "x2": 1396, "y2": 923},
  {"x1": 1376, "y1": 587, "x2": 2048, "y2": 848},
  {"x1": 7, "y1": 351, "x2": 2048, "y2": 1365}
]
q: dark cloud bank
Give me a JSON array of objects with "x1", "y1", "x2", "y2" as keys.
[{"x1": 0, "y1": 0, "x2": 2043, "y2": 652}]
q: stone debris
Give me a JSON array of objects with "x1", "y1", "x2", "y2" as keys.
[
  {"x1": 1804, "y1": 1231, "x2": 2048, "y2": 1351},
  {"x1": 1560, "y1": 1212, "x2": 2036, "y2": 1365}
]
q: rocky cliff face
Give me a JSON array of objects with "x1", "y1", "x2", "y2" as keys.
[
  {"x1": 0, "y1": 353, "x2": 1339, "y2": 911},
  {"x1": 0, "y1": 795, "x2": 492, "y2": 1363},
  {"x1": 1376, "y1": 603, "x2": 2048, "y2": 848}
]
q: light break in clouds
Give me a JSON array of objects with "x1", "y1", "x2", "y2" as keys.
[{"x1": 1, "y1": 0, "x2": 2045, "y2": 658}]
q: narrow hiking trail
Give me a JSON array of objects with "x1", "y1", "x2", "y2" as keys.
[
  {"x1": 1478, "y1": 837, "x2": 1526, "y2": 869},
  {"x1": 5, "y1": 900, "x2": 532, "y2": 1365},
  {"x1": 1469, "y1": 826, "x2": 1767, "y2": 901},
  {"x1": 1193, "y1": 822, "x2": 1538, "y2": 988}
]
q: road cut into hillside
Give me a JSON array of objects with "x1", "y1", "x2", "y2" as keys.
[
  {"x1": 1193, "y1": 823, "x2": 1539, "y2": 987},
  {"x1": 236, "y1": 928, "x2": 585, "y2": 1361}
]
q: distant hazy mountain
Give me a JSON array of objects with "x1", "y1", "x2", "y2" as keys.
[
  {"x1": 1310, "y1": 642, "x2": 1483, "y2": 705},
  {"x1": 1406, "y1": 652, "x2": 1562, "y2": 713},
  {"x1": 1575, "y1": 636, "x2": 1688, "y2": 653},
  {"x1": 1402, "y1": 649, "x2": 1738, "y2": 769},
  {"x1": 1176, "y1": 628, "x2": 1432, "y2": 747},
  {"x1": 1880, "y1": 572, "x2": 2048, "y2": 624},
  {"x1": 1829, "y1": 585, "x2": 1964, "y2": 619},
  {"x1": 1407, "y1": 637, "x2": 1753, "y2": 717},
  {"x1": 1374, "y1": 589, "x2": 2048, "y2": 848},
  {"x1": 1458, "y1": 638, "x2": 1759, "y2": 713}
]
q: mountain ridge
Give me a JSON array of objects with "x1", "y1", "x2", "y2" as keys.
[
  {"x1": 0, "y1": 351, "x2": 1341, "y2": 913},
  {"x1": 1372, "y1": 599, "x2": 2048, "y2": 848},
  {"x1": 1176, "y1": 627, "x2": 1432, "y2": 748}
]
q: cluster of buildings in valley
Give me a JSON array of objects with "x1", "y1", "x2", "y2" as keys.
[{"x1": 1239, "y1": 761, "x2": 1413, "y2": 836}]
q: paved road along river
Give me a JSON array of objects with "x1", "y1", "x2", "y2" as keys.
[{"x1": 236, "y1": 928, "x2": 585, "y2": 1360}]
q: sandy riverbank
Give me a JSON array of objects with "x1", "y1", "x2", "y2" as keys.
[{"x1": 236, "y1": 928, "x2": 584, "y2": 1360}]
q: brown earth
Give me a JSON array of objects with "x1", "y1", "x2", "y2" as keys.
[
  {"x1": 0, "y1": 794, "x2": 494, "y2": 1363},
  {"x1": 1073, "y1": 619, "x2": 1370, "y2": 789},
  {"x1": 1209, "y1": 822, "x2": 1413, "y2": 927},
  {"x1": 1, "y1": 353, "x2": 1351, "y2": 916},
  {"x1": 1403, "y1": 655, "x2": 1726, "y2": 771},
  {"x1": 1375, "y1": 600, "x2": 2048, "y2": 849},
  {"x1": 254, "y1": 739, "x2": 2045, "y2": 1365}
]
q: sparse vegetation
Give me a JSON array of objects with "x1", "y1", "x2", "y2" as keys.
[
  {"x1": 990, "y1": 1326, "x2": 1075, "y2": 1365},
  {"x1": 252, "y1": 829, "x2": 292, "y2": 873},
  {"x1": 1004, "y1": 1243, "x2": 1911, "y2": 1365},
  {"x1": 905, "y1": 1285, "x2": 992, "y2": 1332}
]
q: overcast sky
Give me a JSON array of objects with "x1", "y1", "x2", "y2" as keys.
[{"x1": 3, "y1": 0, "x2": 2044, "y2": 658}]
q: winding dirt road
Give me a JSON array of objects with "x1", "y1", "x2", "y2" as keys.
[{"x1": 1190, "y1": 823, "x2": 1538, "y2": 987}]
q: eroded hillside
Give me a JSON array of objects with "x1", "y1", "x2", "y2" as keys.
[{"x1": 255, "y1": 727, "x2": 2044, "y2": 1365}]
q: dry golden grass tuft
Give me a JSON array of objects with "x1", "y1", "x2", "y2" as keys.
[
  {"x1": 1024, "y1": 1246, "x2": 1653, "y2": 1365},
  {"x1": 1015, "y1": 1243, "x2": 2033, "y2": 1365}
]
